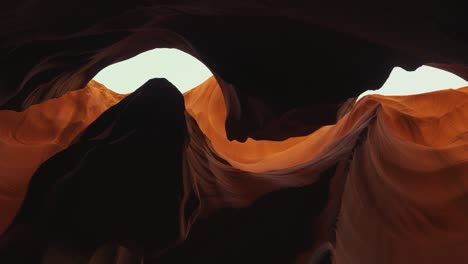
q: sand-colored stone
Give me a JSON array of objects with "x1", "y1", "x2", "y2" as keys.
[
  {"x1": 0, "y1": 81, "x2": 125, "y2": 232},
  {"x1": 2, "y1": 77, "x2": 468, "y2": 263}
]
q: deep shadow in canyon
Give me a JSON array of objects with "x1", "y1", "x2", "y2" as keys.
[{"x1": 2, "y1": 1, "x2": 468, "y2": 263}]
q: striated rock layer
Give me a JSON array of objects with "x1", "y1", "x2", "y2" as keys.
[
  {"x1": 1, "y1": 77, "x2": 468, "y2": 263},
  {"x1": 0, "y1": 80, "x2": 125, "y2": 233},
  {"x1": 3, "y1": 2, "x2": 468, "y2": 263},
  {"x1": 2, "y1": 1, "x2": 468, "y2": 141}
]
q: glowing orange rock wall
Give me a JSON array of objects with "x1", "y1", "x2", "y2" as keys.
[
  {"x1": 1, "y1": 76, "x2": 468, "y2": 263},
  {"x1": 335, "y1": 88, "x2": 468, "y2": 263},
  {"x1": 185, "y1": 76, "x2": 376, "y2": 173},
  {"x1": 0, "y1": 81, "x2": 125, "y2": 232},
  {"x1": 185, "y1": 77, "x2": 468, "y2": 263}
]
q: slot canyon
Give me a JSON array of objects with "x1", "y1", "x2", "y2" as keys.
[{"x1": 1, "y1": 1, "x2": 468, "y2": 263}]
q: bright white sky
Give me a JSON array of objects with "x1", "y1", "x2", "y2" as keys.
[
  {"x1": 358, "y1": 65, "x2": 468, "y2": 100},
  {"x1": 93, "y1": 48, "x2": 212, "y2": 94},
  {"x1": 93, "y1": 48, "x2": 468, "y2": 97}
]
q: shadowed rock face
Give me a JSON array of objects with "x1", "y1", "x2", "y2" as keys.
[
  {"x1": 2, "y1": 1, "x2": 468, "y2": 140},
  {"x1": 0, "y1": 79, "x2": 187, "y2": 263},
  {"x1": 2, "y1": 2, "x2": 468, "y2": 263},
  {"x1": 0, "y1": 80, "x2": 124, "y2": 233},
  {"x1": 1, "y1": 76, "x2": 468, "y2": 263},
  {"x1": 0, "y1": 77, "x2": 350, "y2": 264}
]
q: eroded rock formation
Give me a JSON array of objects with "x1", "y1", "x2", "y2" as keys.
[
  {"x1": 0, "y1": 80, "x2": 124, "y2": 233},
  {"x1": 1, "y1": 75, "x2": 468, "y2": 263},
  {"x1": 2, "y1": 2, "x2": 468, "y2": 263},
  {"x1": 1, "y1": 79, "x2": 186, "y2": 263},
  {"x1": 2, "y1": 1, "x2": 468, "y2": 141}
]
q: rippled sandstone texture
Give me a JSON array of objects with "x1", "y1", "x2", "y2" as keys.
[
  {"x1": 2, "y1": 1, "x2": 468, "y2": 141},
  {"x1": 187, "y1": 78, "x2": 468, "y2": 263},
  {"x1": 1, "y1": 76, "x2": 468, "y2": 263},
  {"x1": 0, "y1": 80, "x2": 125, "y2": 233},
  {"x1": 2, "y1": 2, "x2": 468, "y2": 263}
]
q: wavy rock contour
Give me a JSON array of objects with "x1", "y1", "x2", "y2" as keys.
[{"x1": 1, "y1": 77, "x2": 468, "y2": 263}]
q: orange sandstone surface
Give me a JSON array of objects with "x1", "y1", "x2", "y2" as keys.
[
  {"x1": 185, "y1": 78, "x2": 468, "y2": 263},
  {"x1": 185, "y1": 77, "x2": 377, "y2": 173},
  {"x1": 0, "y1": 80, "x2": 125, "y2": 232},
  {"x1": 2, "y1": 76, "x2": 468, "y2": 263}
]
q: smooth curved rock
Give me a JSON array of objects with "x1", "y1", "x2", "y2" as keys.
[
  {"x1": 3, "y1": 2, "x2": 468, "y2": 263},
  {"x1": 2, "y1": 76, "x2": 468, "y2": 263},
  {"x1": 2, "y1": 1, "x2": 468, "y2": 140},
  {"x1": 0, "y1": 79, "x2": 186, "y2": 263},
  {"x1": 0, "y1": 80, "x2": 124, "y2": 233}
]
